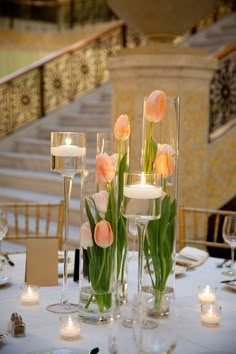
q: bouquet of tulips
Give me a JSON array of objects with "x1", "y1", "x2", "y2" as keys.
[
  {"x1": 142, "y1": 89, "x2": 178, "y2": 312},
  {"x1": 80, "y1": 115, "x2": 130, "y2": 312}
]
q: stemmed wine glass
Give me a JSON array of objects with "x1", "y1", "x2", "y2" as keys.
[
  {"x1": 47, "y1": 131, "x2": 86, "y2": 313},
  {"x1": 0, "y1": 209, "x2": 8, "y2": 267},
  {"x1": 222, "y1": 215, "x2": 236, "y2": 277},
  {"x1": 121, "y1": 172, "x2": 162, "y2": 327}
]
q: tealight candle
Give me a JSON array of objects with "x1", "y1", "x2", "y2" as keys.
[
  {"x1": 51, "y1": 145, "x2": 86, "y2": 157},
  {"x1": 124, "y1": 184, "x2": 162, "y2": 199},
  {"x1": 60, "y1": 315, "x2": 80, "y2": 341},
  {"x1": 21, "y1": 285, "x2": 39, "y2": 305},
  {"x1": 201, "y1": 303, "x2": 222, "y2": 326},
  {"x1": 198, "y1": 285, "x2": 217, "y2": 304}
]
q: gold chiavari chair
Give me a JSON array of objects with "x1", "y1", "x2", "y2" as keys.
[
  {"x1": 178, "y1": 206, "x2": 236, "y2": 256},
  {"x1": 0, "y1": 201, "x2": 64, "y2": 250}
]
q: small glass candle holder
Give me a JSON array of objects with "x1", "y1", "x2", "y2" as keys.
[
  {"x1": 60, "y1": 315, "x2": 80, "y2": 341},
  {"x1": 20, "y1": 285, "x2": 39, "y2": 305},
  {"x1": 201, "y1": 303, "x2": 222, "y2": 326},
  {"x1": 198, "y1": 285, "x2": 217, "y2": 304}
]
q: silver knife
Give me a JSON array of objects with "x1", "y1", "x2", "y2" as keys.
[
  {"x1": 3, "y1": 254, "x2": 15, "y2": 266},
  {"x1": 220, "y1": 278, "x2": 236, "y2": 283}
]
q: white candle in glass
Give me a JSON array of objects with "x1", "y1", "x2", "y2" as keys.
[
  {"x1": 198, "y1": 285, "x2": 216, "y2": 303},
  {"x1": 60, "y1": 316, "x2": 80, "y2": 340},
  {"x1": 201, "y1": 304, "x2": 221, "y2": 326},
  {"x1": 21, "y1": 285, "x2": 39, "y2": 305},
  {"x1": 124, "y1": 184, "x2": 162, "y2": 199},
  {"x1": 51, "y1": 145, "x2": 86, "y2": 157}
]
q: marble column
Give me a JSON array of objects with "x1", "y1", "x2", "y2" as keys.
[{"x1": 107, "y1": 44, "x2": 218, "y2": 207}]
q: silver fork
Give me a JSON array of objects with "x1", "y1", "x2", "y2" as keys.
[{"x1": 216, "y1": 259, "x2": 228, "y2": 268}]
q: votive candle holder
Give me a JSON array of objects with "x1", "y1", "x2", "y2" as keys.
[
  {"x1": 198, "y1": 285, "x2": 217, "y2": 304},
  {"x1": 201, "y1": 303, "x2": 222, "y2": 326},
  {"x1": 20, "y1": 285, "x2": 39, "y2": 305},
  {"x1": 60, "y1": 315, "x2": 80, "y2": 341}
]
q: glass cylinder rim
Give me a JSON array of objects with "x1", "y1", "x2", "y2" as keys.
[
  {"x1": 51, "y1": 131, "x2": 86, "y2": 136},
  {"x1": 201, "y1": 303, "x2": 222, "y2": 310}
]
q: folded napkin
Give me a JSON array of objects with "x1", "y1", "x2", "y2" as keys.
[{"x1": 176, "y1": 246, "x2": 209, "y2": 268}]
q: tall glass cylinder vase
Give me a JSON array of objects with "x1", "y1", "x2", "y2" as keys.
[
  {"x1": 97, "y1": 132, "x2": 129, "y2": 304},
  {"x1": 78, "y1": 169, "x2": 119, "y2": 324},
  {"x1": 139, "y1": 92, "x2": 179, "y2": 352}
]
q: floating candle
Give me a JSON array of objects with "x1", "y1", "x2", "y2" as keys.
[
  {"x1": 60, "y1": 315, "x2": 80, "y2": 341},
  {"x1": 201, "y1": 304, "x2": 221, "y2": 326},
  {"x1": 21, "y1": 285, "x2": 39, "y2": 305},
  {"x1": 51, "y1": 145, "x2": 86, "y2": 157},
  {"x1": 198, "y1": 285, "x2": 216, "y2": 304},
  {"x1": 123, "y1": 184, "x2": 162, "y2": 199}
]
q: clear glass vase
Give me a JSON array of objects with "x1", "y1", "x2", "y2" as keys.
[
  {"x1": 78, "y1": 170, "x2": 119, "y2": 324},
  {"x1": 140, "y1": 93, "x2": 179, "y2": 349},
  {"x1": 97, "y1": 132, "x2": 129, "y2": 305}
]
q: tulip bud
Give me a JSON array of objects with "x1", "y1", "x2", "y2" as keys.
[
  {"x1": 94, "y1": 220, "x2": 113, "y2": 248},
  {"x1": 96, "y1": 153, "x2": 116, "y2": 184},
  {"x1": 114, "y1": 114, "x2": 130, "y2": 141},
  {"x1": 81, "y1": 221, "x2": 93, "y2": 249},
  {"x1": 155, "y1": 151, "x2": 174, "y2": 178},
  {"x1": 145, "y1": 90, "x2": 167, "y2": 122},
  {"x1": 92, "y1": 190, "x2": 109, "y2": 214}
]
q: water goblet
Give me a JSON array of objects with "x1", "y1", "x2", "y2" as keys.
[
  {"x1": 47, "y1": 131, "x2": 86, "y2": 313},
  {"x1": 0, "y1": 209, "x2": 8, "y2": 267},
  {"x1": 222, "y1": 215, "x2": 236, "y2": 277}
]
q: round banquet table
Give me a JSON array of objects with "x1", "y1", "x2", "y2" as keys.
[{"x1": 0, "y1": 252, "x2": 236, "y2": 354}]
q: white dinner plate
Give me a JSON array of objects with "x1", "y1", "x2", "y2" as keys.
[
  {"x1": 224, "y1": 282, "x2": 236, "y2": 291},
  {"x1": 58, "y1": 262, "x2": 74, "y2": 276},
  {"x1": 175, "y1": 265, "x2": 187, "y2": 276},
  {"x1": 0, "y1": 274, "x2": 10, "y2": 286}
]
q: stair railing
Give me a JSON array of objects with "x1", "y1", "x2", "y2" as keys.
[{"x1": 0, "y1": 20, "x2": 146, "y2": 138}]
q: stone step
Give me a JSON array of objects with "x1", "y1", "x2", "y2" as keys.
[
  {"x1": 15, "y1": 138, "x2": 50, "y2": 155},
  {"x1": 79, "y1": 102, "x2": 111, "y2": 114},
  {"x1": 57, "y1": 112, "x2": 112, "y2": 127},
  {"x1": 14, "y1": 137, "x2": 97, "y2": 163},
  {"x1": 0, "y1": 168, "x2": 81, "y2": 197},
  {"x1": 0, "y1": 152, "x2": 50, "y2": 172},
  {"x1": 36, "y1": 125, "x2": 111, "y2": 143}
]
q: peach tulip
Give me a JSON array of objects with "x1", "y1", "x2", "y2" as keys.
[
  {"x1": 96, "y1": 152, "x2": 116, "y2": 184},
  {"x1": 145, "y1": 90, "x2": 167, "y2": 122},
  {"x1": 81, "y1": 221, "x2": 93, "y2": 249},
  {"x1": 94, "y1": 220, "x2": 114, "y2": 248},
  {"x1": 155, "y1": 151, "x2": 175, "y2": 178},
  {"x1": 114, "y1": 114, "x2": 130, "y2": 141},
  {"x1": 92, "y1": 190, "x2": 109, "y2": 214}
]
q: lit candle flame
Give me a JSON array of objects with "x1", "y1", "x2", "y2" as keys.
[{"x1": 65, "y1": 137, "x2": 72, "y2": 145}]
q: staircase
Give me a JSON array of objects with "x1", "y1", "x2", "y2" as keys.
[
  {"x1": 179, "y1": 12, "x2": 236, "y2": 53},
  {"x1": 0, "y1": 83, "x2": 112, "y2": 246}
]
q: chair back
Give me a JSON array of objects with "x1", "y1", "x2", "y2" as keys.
[
  {"x1": 0, "y1": 201, "x2": 64, "y2": 250},
  {"x1": 178, "y1": 206, "x2": 236, "y2": 255}
]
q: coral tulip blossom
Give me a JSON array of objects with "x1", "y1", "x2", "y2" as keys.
[
  {"x1": 155, "y1": 151, "x2": 175, "y2": 178},
  {"x1": 81, "y1": 221, "x2": 93, "y2": 249},
  {"x1": 145, "y1": 90, "x2": 167, "y2": 122},
  {"x1": 94, "y1": 220, "x2": 114, "y2": 248},
  {"x1": 92, "y1": 190, "x2": 109, "y2": 214},
  {"x1": 114, "y1": 114, "x2": 130, "y2": 141},
  {"x1": 96, "y1": 152, "x2": 116, "y2": 184}
]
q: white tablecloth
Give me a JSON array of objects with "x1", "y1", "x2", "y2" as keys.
[{"x1": 0, "y1": 253, "x2": 236, "y2": 354}]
